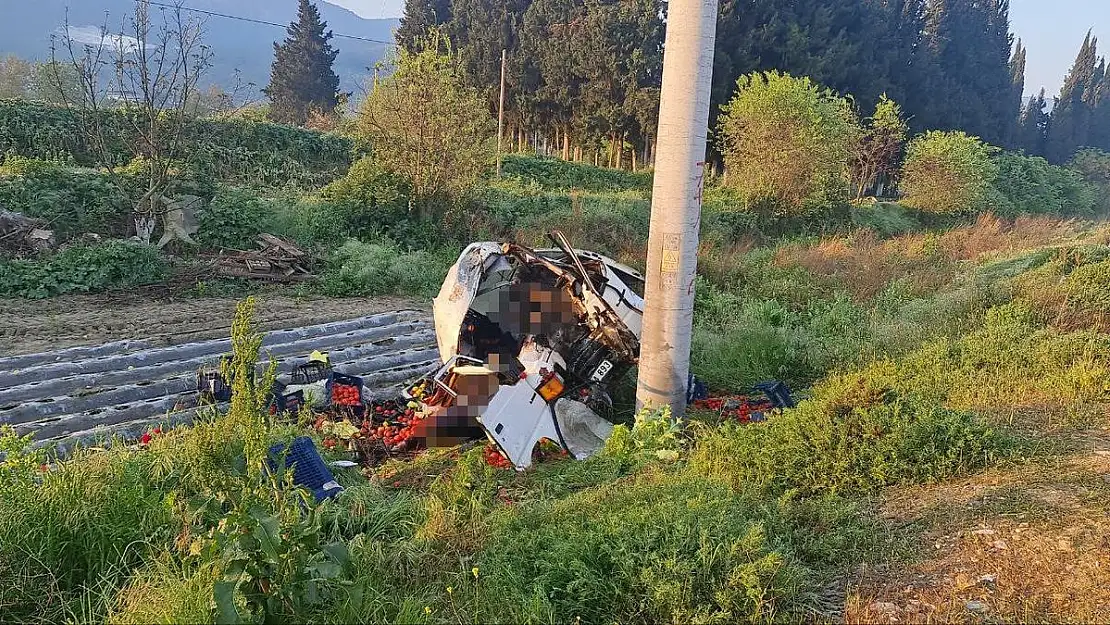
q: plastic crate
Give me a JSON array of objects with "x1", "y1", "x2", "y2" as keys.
[
  {"x1": 267, "y1": 437, "x2": 343, "y2": 502},
  {"x1": 753, "y1": 380, "x2": 796, "y2": 409},
  {"x1": 196, "y1": 369, "x2": 232, "y2": 403},
  {"x1": 270, "y1": 381, "x2": 306, "y2": 416},
  {"x1": 290, "y1": 361, "x2": 331, "y2": 385},
  {"x1": 327, "y1": 372, "x2": 364, "y2": 407}
]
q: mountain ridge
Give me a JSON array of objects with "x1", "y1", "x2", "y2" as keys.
[{"x1": 0, "y1": 1, "x2": 399, "y2": 97}]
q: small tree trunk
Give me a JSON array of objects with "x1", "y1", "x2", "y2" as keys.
[
  {"x1": 563, "y1": 128, "x2": 571, "y2": 161},
  {"x1": 632, "y1": 145, "x2": 638, "y2": 172},
  {"x1": 617, "y1": 133, "x2": 625, "y2": 170}
]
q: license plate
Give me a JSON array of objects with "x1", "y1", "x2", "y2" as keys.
[{"x1": 591, "y1": 360, "x2": 614, "y2": 382}]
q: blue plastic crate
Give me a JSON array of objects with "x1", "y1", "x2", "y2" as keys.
[
  {"x1": 267, "y1": 437, "x2": 343, "y2": 502},
  {"x1": 754, "y1": 380, "x2": 796, "y2": 409}
]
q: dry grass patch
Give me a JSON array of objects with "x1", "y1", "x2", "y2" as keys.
[
  {"x1": 774, "y1": 215, "x2": 1085, "y2": 301},
  {"x1": 845, "y1": 436, "x2": 1110, "y2": 624}
]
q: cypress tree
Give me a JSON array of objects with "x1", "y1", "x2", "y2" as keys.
[
  {"x1": 1046, "y1": 32, "x2": 1099, "y2": 163},
  {"x1": 1017, "y1": 88, "x2": 1049, "y2": 156},
  {"x1": 1007, "y1": 39, "x2": 1027, "y2": 147},
  {"x1": 396, "y1": 0, "x2": 453, "y2": 53},
  {"x1": 265, "y1": 0, "x2": 341, "y2": 126},
  {"x1": 915, "y1": 0, "x2": 1014, "y2": 144}
]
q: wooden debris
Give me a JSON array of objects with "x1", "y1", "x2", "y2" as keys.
[
  {"x1": 0, "y1": 209, "x2": 55, "y2": 258},
  {"x1": 206, "y1": 234, "x2": 315, "y2": 282}
]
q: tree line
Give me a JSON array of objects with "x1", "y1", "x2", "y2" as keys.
[{"x1": 397, "y1": 0, "x2": 1028, "y2": 167}]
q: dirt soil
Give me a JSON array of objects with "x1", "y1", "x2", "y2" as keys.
[
  {"x1": 0, "y1": 292, "x2": 429, "y2": 356},
  {"x1": 845, "y1": 428, "x2": 1110, "y2": 623}
]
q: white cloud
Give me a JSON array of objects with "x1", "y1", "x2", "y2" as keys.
[{"x1": 60, "y1": 25, "x2": 146, "y2": 54}]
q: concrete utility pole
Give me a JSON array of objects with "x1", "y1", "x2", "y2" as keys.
[
  {"x1": 496, "y1": 48, "x2": 507, "y2": 178},
  {"x1": 635, "y1": 0, "x2": 718, "y2": 418}
]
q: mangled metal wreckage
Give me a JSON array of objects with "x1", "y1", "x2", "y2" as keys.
[{"x1": 410, "y1": 232, "x2": 645, "y2": 469}]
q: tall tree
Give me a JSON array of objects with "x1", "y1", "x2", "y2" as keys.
[
  {"x1": 1008, "y1": 39, "x2": 1027, "y2": 147},
  {"x1": 1045, "y1": 32, "x2": 1099, "y2": 163},
  {"x1": 917, "y1": 0, "x2": 1015, "y2": 145},
  {"x1": 1017, "y1": 88, "x2": 1050, "y2": 156},
  {"x1": 396, "y1": 0, "x2": 453, "y2": 52},
  {"x1": 266, "y1": 0, "x2": 341, "y2": 126}
]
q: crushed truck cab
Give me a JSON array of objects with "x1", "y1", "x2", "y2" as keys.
[{"x1": 410, "y1": 232, "x2": 645, "y2": 469}]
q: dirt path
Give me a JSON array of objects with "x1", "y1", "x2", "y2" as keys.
[{"x1": 0, "y1": 292, "x2": 429, "y2": 356}]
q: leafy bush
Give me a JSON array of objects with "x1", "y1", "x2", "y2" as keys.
[
  {"x1": 320, "y1": 239, "x2": 454, "y2": 297},
  {"x1": 717, "y1": 71, "x2": 860, "y2": 216},
  {"x1": 1069, "y1": 148, "x2": 1110, "y2": 214},
  {"x1": 356, "y1": 44, "x2": 495, "y2": 210},
  {"x1": 319, "y1": 157, "x2": 418, "y2": 238},
  {"x1": 477, "y1": 476, "x2": 811, "y2": 623},
  {"x1": 501, "y1": 154, "x2": 652, "y2": 192},
  {"x1": 690, "y1": 367, "x2": 1007, "y2": 496},
  {"x1": 0, "y1": 100, "x2": 352, "y2": 187},
  {"x1": 992, "y1": 152, "x2": 1096, "y2": 217},
  {"x1": 196, "y1": 188, "x2": 272, "y2": 249},
  {"x1": 0, "y1": 241, "x2": 168, "y2": 298},
  {"x1": 0, "y1": 157, "x2": 132, "y2": 239},
  {"x1": 900, "y1": 131, "x2": 998, "y2": 214}
]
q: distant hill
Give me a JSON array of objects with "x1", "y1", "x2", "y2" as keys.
[{"x1": 0, "y1": 1, "x2": 399, "y2": 99}]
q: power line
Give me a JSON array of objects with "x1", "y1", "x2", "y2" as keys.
[{"x1": 145, "y1": 1, "x2": 396, "y2": 46}]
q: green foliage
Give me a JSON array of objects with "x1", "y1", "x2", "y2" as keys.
[
  {"x1": 690, "y1": 371, "x2": 1007, "y2": 497},
  {"x1": 0, "y1": 156, "x2": 131, "y2": 239},
  {"x1": 1069, "y1": 148, "x2": 1110, "y2": 214},
  {"x1": 0, "y1": 241, "x2": 168, "y2": 298},
  {"x1": 356, "y1": 43, "x2": 495, "y2": 208},
  {"x1": 319, "y1": 157, "x2": 417, "y2": 239},
  {"x1": 501, "y1": 154, "x2": 652, "y2": 192},
  {"x1": 901, "y1": 131, "x2": 999, "y2": 214},
  {"x1": 718, "y1": 71, "x2": 860, "y2": 216},
  {"x1": 0, "y1": 447, "x2": 176, "y2": 622},
  {"x1": 0, "y1": 100, "x2": 352, "y2": 188},
  {"x1": 197, "y1": 188, "x2": 272, "y2": 249},
  {"x1": 851, "y1": 95, "x2": 908, "y2": 199},
  {"x1": 849, "y1": 202, "x2": 923, "y2": 237},
  {"x1": 692, "y1": 279, "x2": 870, "y2": 391},
  {"x1": 320, "y1": 239, "x2": 454, "y2": 297},
  {"x1": 992, "y1": 152, "x2": 1096, "y2": 217},
  {"x1": 477, "y1": 476, "x2": 810, "y2": 623}
]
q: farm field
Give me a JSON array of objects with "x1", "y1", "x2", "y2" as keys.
[{"x1": 0, "y1": 294, "x2": 426, "y2": 356}]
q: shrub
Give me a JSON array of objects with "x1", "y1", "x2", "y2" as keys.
[
  {"x1": 477, "y1": 476, "x2": 812, "y2": 623},
  {"x1": 196, "y1": 188, "x2": 272, "y2": 249},
  {"x1": 356, "y1": 43, "x2": 495, "y2": 211},
  {"x1": 1069, "y1": 148, "x2": 1110, "y2": 214},
  {"x1": 992, "y1": 152, "x2": 1096, "y2": 217},
  {"x1": 851, "y1": 95, "x2": 909, "y2": 199},
  {"x1": 320, "y1": 157, "x2": 415, "y2": 238},
  {"x1": 717, "y1": 71, "x2": 860, "y2": 216},
  {"x1": 0, "y1": 157, "x2": 132, "y2": 239},
  {"x1": 689, "y1": 368, "x2": 1007, "y2": 496},
  {"x1": 501, "y1": 154, "x2": 652, "y2": 192},
  {"x1": 0, "y1": 241, "x2": 168, "y2": 298},
  {"x1": 0, "y1": 100, "x2": 352, "y2": 188},
  {"x1": 900, "y1": 131, "x2": 998, "y2": 214},
  {"x1": 320, "y1": 239, "x2": 454, "y2": 297}
]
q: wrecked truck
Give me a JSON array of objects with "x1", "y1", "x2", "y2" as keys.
[{"x1": 406, "y1": 231, "x2": 645, "y2": 469}]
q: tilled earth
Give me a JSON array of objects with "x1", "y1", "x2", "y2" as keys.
[
  {"x1": 0, "y1": 293, "x2": 438, "y2": 451},
  {"x1": 0, "y1": 293, "x2": 428, "y2": 356}
]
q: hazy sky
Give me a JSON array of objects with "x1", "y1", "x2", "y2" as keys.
[{"x1": 331, "y1": 0, "x2": 1107, "y2": 100}]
